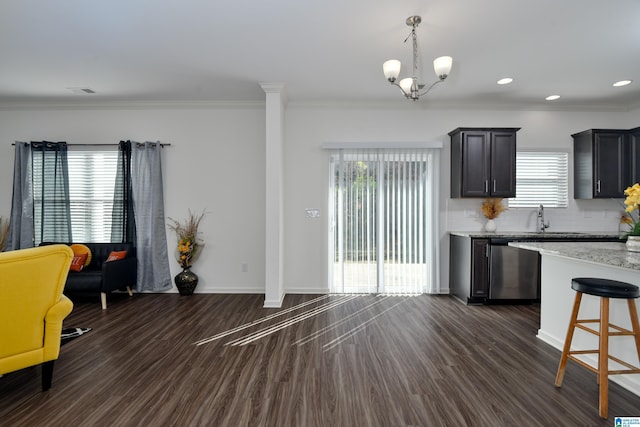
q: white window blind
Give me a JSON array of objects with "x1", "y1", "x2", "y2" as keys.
[
  {"x1": 508, "y1": 152, "x2": 568, "y2": 208},
  {"x1": 67, "y1": 148, "x2": 119, "y2": 242}
]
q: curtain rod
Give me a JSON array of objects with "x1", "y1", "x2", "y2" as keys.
[{"x1": 11, "y1": 142, "x2": 171, "y2": 147}]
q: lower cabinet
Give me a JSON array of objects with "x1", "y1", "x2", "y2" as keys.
[
  {"x1": 449, "y1": 234, "x2": 621, "y2": 305},
  {"x1": 450, "y1": 235, "x2": 489, "y2": 304}
]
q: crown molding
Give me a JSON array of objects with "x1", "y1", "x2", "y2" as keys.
[
  {"x1": 0, "y1": 100, "x2": 266, "y2": 111},
  {"x1": 0, "y1": 98, "x2": 636, "y2": 113}
]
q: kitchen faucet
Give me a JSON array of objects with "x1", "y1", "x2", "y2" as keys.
[{"x1": 537, "y1": 204, "x2": 550, "y2": 233}]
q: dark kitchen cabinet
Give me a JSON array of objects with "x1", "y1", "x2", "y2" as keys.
[
  {"x1": 573, "y1": 128, "x2": 632, "y2": 198},
  {"x1": 449, "y1": 235, "x2": 489, "y2": 304},
  {"x1": 450, "y1": 127, "x2": 520, "y2": 198},
  {"x1": 630, "y1": 127, "x2": 640, "y2": 184}
]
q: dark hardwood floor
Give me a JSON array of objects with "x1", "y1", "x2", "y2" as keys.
[{"x1": 1, "y1": 293, "x2": 639, "y2": 426}]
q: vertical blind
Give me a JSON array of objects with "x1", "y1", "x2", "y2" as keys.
[
  {"x1": 508, "y1": 152, "x2": 569, "y2": 208},
  {"x1": 329, "y1": 148, "x2": 439, "y2": 294}
]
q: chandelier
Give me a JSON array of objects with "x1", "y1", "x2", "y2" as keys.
[{"x1": 383, "y1": 16, "x2": 453, "y2": 101}]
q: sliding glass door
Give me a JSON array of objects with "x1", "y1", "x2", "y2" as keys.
[{"x1": 329, "y1": 148, "x2": 439, "y2": 294}]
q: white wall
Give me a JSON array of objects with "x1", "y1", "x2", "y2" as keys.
[
  {"x1": 0, "y1": 106, "x2": 267, "y2": 293},
  {"x1": 0, "y1": 104, "x2": 637, "y2": 295}
]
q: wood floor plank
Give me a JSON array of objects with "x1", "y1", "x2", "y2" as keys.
[{"x1": 1, "y1": 293, "x2": 639, "y2": 426}]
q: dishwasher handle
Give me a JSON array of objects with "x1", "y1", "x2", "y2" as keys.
[{"x1": 489, "y1": 238, "x2": 511, "y2": 246}]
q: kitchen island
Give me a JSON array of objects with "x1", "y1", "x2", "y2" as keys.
[{"x1": 509, "y1": 241, "x2": 640, "y2": 397}]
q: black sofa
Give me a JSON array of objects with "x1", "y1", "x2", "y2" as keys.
[{"x1": 42, "y1": 242, "x2": 137, "y2": 309}]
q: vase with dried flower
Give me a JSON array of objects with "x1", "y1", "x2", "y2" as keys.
[
  {"x1": 168, "y1": 210, "x2": 205, "y2": 295},
  {"x1": 480, "y1": 198, "x2": 506, "y2": 233},
  {"x1": 621, "y1": 184, "x2": 640, "y2": 252}
]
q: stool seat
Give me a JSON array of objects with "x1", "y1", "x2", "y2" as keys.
[{"x1": 571, "y1": 277, "x2": 640, "y2": 299}]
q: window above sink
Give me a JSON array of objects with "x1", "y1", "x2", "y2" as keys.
[{"x1": 508, "y1": 152, "x2": 569, "y2": 208}]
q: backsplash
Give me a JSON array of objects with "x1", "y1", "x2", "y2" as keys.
[{"x1": 445, "y1": 198, "x2": 626, "y2": 234}]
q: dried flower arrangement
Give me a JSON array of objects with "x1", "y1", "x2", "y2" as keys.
[
  {"x1": 480, "y1": 198, "x2": 507, "y2": 220},
  {"x1": 167, "y1": 209, "x2": 206, "y2": 268}
]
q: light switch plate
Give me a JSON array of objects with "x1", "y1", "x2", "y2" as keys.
[{"x1": 305, "y1": 208, "x2": 320, "y2": 218}]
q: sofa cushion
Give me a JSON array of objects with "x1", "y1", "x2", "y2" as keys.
[
  {"x1": 106, "y1": 250, "x2": 127, "y2": 262},
  {"x1": 70, "y1": 243, "x2": 92, "y2": 267},
  {"x1": 69, "y1": 253, "x2": 88, "y2": 272},
  {"x1": 64, "y1": 270, "x2": 103, "y2": 292}
]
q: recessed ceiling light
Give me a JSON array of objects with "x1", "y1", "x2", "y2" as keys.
[
  {"x1": 497, "y1": 78, "x2": 513, "y2": 85},
  {"x1": 613, "y1": 80, "x2": 632, "y2": 87},
  {"x1": 546, "y1": 95, "x2": 560, "y2": 101}
]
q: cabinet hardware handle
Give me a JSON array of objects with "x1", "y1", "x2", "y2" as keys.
[
  {"x1": 485, "y1": 180, "x2": 488, "y2": 193},
  {"x1": 596, "y1": 180, "x2": 601, "y2": 193},
  {"x1": 493, "y1": 180, "x2": 496, "y2": 193}
]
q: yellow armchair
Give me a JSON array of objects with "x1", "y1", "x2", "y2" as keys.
[{"x1": 0, "y1": 245, "x2": 74, "y2": 391}]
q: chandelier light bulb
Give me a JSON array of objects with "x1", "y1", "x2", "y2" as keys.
[
  {"x1": 383, "y1": 60, "x2": 402, "y2": 82},
  {"x1": 399, "y1": 78, "x2": 415, "y2": 94},
  {"x1": 433, "y1": 56, "x2": 453, "y2": 80}
]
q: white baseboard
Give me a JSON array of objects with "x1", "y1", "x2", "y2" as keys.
[{"x1": 263, "y1": 293, "x2": 285, "y2": 308}]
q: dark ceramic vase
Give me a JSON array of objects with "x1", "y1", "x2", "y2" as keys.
[{"x1": 174, "y1": 267, "x2": 199, "y2": 296}]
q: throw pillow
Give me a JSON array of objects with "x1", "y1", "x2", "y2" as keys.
[
  {"x1": 70, "y1": 252, "x2": 88, "y2": 272},
  {"x1": 106, "y1": 250, "x2": 127, "y2": 262},
  {"x1": 70, "y1": 243, "x2": 92, "y2": 267}
]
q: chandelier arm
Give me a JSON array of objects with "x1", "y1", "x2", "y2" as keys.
[
  {"x1": 416, "y1": 79, "x2": 445, "y2": 97},
  {"x1": 389, "y1": 81, "x2": 411, "y2": 98}
]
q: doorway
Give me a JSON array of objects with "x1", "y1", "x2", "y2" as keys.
[{"x1": 328, "y1": 148, "x2": 439, "y2": 294}]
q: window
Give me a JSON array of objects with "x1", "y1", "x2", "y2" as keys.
[
  {"x1": 508, "y1": 152, "x2": 568, "y2": 208},
  {"x1": 33, "y1": 147, "x2": 119, "y2": 243}
]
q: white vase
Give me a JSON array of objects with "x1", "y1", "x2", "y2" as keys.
[
  {"x1": 485, "y1": 219, "x2": 497, "y2": 233},
  {"x1": 626, "y1": 235, "x2": 640, "y2": 252}
]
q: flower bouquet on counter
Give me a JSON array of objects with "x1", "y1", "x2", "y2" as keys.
[
  {"x1": 480, "y1": 198, "x2": 507, "y2": 220},
  {"x1": 621, "y1": 183, "x2": 640, "y2": 237}
]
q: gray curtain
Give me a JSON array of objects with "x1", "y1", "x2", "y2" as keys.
[
  {"x1": 111, "y1": 140, "x2": 135, "y2": 243},
  {"x1": 31, "y1": 141, "x2": 72, "y2": 245},
  {"x1": 6, "y1": 142, "x2": 34, "y2": 250},
  {"x1": 131, "y1": 142, "x2": 171, "y2": 292}
]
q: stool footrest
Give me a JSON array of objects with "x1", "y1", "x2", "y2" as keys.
[
  {"x1": 575, "y1": 320, "x2": 636, "y2": 337},
  {"x1": 567, "y1": 352, "x2": 640, "y2": 375}
]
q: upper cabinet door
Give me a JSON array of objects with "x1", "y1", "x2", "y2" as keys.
[
  {"x1": 629, "y1": 127, "x2": 640, "y2": 185},
  {"x1": 490, "y1": 131, "x2": 517, "y2": 197},
  {"x1": 461, "y1": 131, "x2": 491, "y2": 197},
  {"x1": 594, "y1": 132, "x2": 628, "y2": 198},
  {"x1": 573, "y1": 129, "x2": 631, "y2": 199}
]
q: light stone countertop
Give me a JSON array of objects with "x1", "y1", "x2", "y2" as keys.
[
  {"x1": 509, "y1": 241, "x2": 640, "y2": 272},
  {"x1": 449, "y1": 231, "x2": 620, "y2": 239}
]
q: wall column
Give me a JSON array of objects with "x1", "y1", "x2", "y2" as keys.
[{"x1": 260, "y1": 83, "x2": 286, "y2": 308}]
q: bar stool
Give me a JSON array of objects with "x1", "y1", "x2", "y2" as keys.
[{"x1": 554, "y1": 277, "x2": 640, "y2": 418}]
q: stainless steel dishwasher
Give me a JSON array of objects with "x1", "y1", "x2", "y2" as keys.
[{"x1": 488, "y1": 238, "x2": 540, "y2": 300}]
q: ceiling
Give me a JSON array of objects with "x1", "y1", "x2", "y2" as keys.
[{"x1": 1, "y1": 0, "x2": 639, "y2": 110}]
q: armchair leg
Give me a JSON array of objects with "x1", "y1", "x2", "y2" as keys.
[
  {"x1": 127, "y1": 286, "x2": 133, "y2": 297},
  {"x1": 101, "y1": 292, "x2": 107, "y2": 310},
  {"x1": 42, "y1": 360, "x2": 55, "y2": 391}
]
